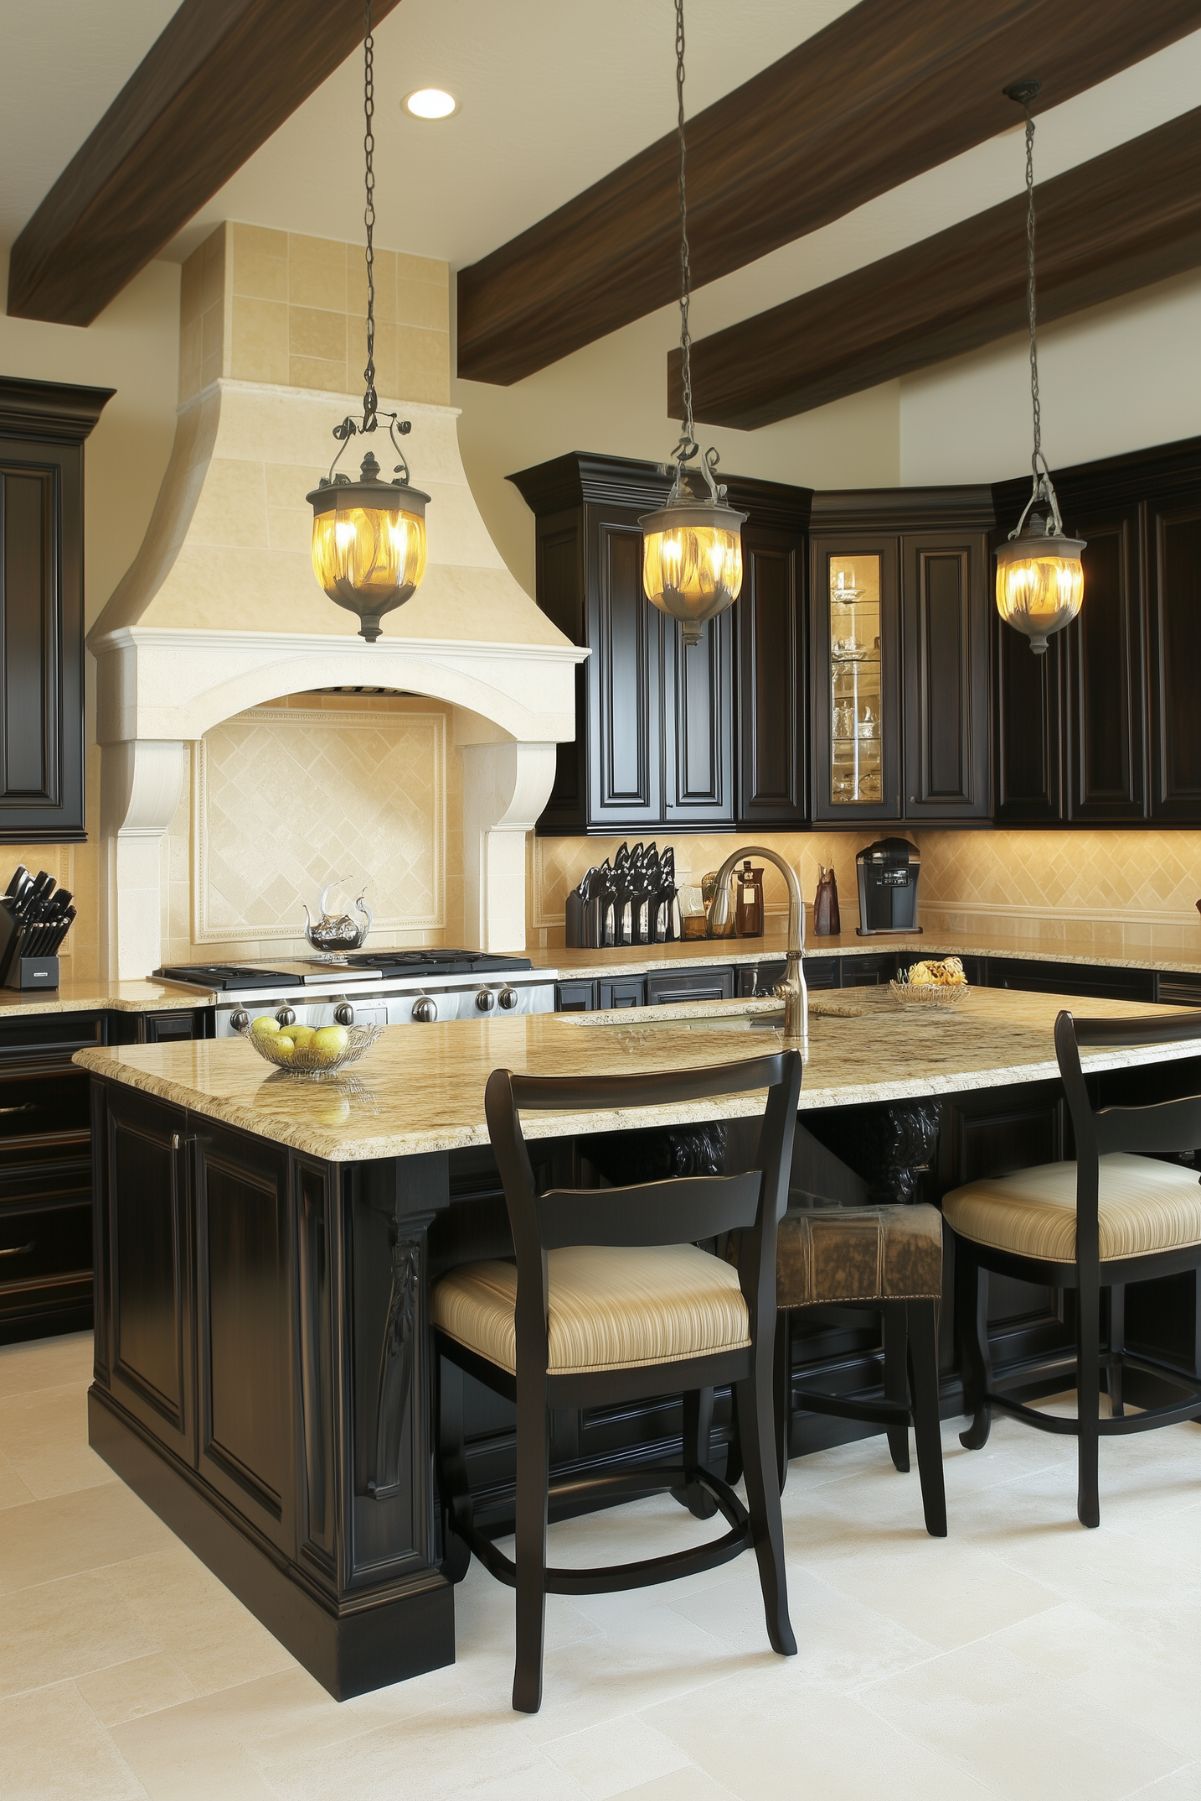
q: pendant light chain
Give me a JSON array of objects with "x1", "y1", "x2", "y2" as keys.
[
  {"x1": 674, "y1": 0, "x2": 696, "y2": 456},
  {"x1": 361, "y1": 0, "x2": 378, "y2": 428},
  {"x1": 1021, "y1": 99, "x2": 1043, "y2": 478}
]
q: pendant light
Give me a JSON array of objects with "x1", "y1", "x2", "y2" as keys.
[
  {"x1": 640, "y1": 0, "x2": 745, "y2": 649},
  {"x1": 995, "y1": 80, "x2": 1085, "y2": 655},
  {"x1": 307, "y1": 0, "x2": 429, "y2": 643}
]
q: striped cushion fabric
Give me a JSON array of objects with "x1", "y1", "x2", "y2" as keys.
[
  {"x1": 432, "y1": 1244, "x2": 749, "y2": 1376},
  {"x1": 943, "y1": 1152, "x2": 1201, "y2": 1263}
]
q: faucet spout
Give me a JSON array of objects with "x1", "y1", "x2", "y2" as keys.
[{"x1": 708, "y1": 845, "x2": 808, "y2": 1054}]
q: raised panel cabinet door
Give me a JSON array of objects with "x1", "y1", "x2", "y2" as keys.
[
  {"x1": 1147, "y1": 497, "x2": 1201, "y2": 821},
  {"x1": 901, "y1": 532, "x2": 990, "y2": 818},
  {"x1": 1064, "y1": 506, "x2": 1147, "y2": 821},
  {"x1": 193, "y1": 1122, "x2": 296, "y2": 1554},
  {"x1": 0, "y1": 442, "x2": 84, "y2": 838},
  {"x1": 993, "y1": 597, "x2": 1064, "y2": 822},
  {"x1": 810, "y1": 536, "x2": 902, "y2": 822},
  {"x1": 662, "y1": 606, "x2": 734, "y2": 825},
  {"x1": 586, "y1": 511, "x2": 663, "y2": 828},
  {"x1": 736, "y1": 528, "x2": 806, "y2": 826},
  {"x1": 100, "y1": 1085, "x2": 194, "y2": 1462}
]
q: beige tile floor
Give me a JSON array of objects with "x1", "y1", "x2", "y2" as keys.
[{"x1": 2, "y1": 1331, "x2": 1200, "y2": 1801}]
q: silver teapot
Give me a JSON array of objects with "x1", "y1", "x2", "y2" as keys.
[{"x1": 302, "y1": 881, "x2": 373, "y2": 955}]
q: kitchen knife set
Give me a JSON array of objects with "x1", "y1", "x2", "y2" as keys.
[
  {"x1": 565, "y1": 842, "x2": 678, "y2": 949},
  {"x1": 0, "y1": 866, "x2": 75, "y2": 988}
]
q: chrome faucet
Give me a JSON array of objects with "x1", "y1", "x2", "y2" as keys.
[{"x1": 708, "y1": 845, "x2": 808, "y2": 1054}]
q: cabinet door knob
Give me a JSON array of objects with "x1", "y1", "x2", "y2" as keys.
[{"x1": 170, "y1": 1132, "x2": 196, "y2": 1152}]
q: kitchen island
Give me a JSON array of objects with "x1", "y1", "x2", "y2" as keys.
[{"x1": 76, "y1": 987, "x2": 1201, "y2": 1698}]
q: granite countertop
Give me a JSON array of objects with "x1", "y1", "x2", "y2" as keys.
[
  {"x1": 529, "y1": 928, "x2": 1201, "y2": 979},
  {"x1": 0, "y1": 975, "x2": 212, "y2": 1020},
  {"x1": 74, "y1": 984, "x2": 1201, "y2": 1164}
]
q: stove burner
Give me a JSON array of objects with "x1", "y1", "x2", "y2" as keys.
[
  {"x1": 155, "y1": 963, "x2": 303, "y2": 992},
  {"x1": 336, "y1": 949, "x2": 534, "y2": 977}
]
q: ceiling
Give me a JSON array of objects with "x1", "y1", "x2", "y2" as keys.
[{"x1": 4, "y1": 1, "x2": 1200, "y2": 377}]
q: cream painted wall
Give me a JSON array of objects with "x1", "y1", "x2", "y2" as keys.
[
  {"x1": 0, "y1": 252, "x2": 181, "y2": 973},
  {"x1": 454, "y1": 304, "x2": 901, "y2": 597},
  {"x1": 899, "y1": 267, "x2": 1201, "y2": 486}
]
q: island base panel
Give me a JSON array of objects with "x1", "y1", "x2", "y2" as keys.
[{"x1": 88, "y1": 1388, "x2": 455, "y2": 1700}]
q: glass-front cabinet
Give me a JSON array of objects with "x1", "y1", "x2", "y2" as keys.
[{"x1": 811, "y1": 536, "x2": 901, "y2": 820}]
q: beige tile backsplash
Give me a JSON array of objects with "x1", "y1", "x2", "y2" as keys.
[
  {"x1": 159, "y1": 693, "x2": 463, "y2": 967},
  {"x1": 179, "y1": 222, "x2": 451, "y2": 407}
]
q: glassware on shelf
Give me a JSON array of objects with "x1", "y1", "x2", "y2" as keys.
[{"x1": 826, "y1": 551, "x2": 884, "y2": 806}]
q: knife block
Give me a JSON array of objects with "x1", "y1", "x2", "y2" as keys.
[{"x1": 0, "y1": 905, "x2": 61, "y2": 989}]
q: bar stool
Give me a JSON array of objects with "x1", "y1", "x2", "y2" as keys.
[
  {"x1": 721, "y1": 1197, "x2": 947, "y2": 1536},
  {"x1": 432, "y1": 1051, "x2": 802, "y2": 1713},
  {"x1": 944, "y1": 1008, "x2": 1201, "y2": 1527}
]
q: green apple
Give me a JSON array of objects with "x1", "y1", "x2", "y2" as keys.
[
  {"x1": 311, "y1": 1024, "x2": 349, "y2": 1065},
  {"x1": 250, "y1": 1015, "x2": 281, "y2": 1037}
]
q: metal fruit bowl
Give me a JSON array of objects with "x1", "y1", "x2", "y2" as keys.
[
  {"x1": 888, "y1": 978, "x2": 970, "y2": 1008},
  {"x1": 235, "y1": 1019, "x2": 383, "y2": 1080}
]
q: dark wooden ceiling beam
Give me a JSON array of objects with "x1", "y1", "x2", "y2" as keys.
[
  {"x1": 670, "y1": 107, "x2": 1201, "y2": 428},
  {"x1": 7, "y1": 0, "x2": 405, "y2": 327},
  {"x1": 455, "y1": 0, "x2": 1201, "y2": 387}
]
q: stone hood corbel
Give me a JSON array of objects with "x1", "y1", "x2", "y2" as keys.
[{"x1": 89, "y1": 367, "x2": 585, "y2": 979}]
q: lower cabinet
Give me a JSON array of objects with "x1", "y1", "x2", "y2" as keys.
[
  {"x1": 96, "y1": 1086, "x2": 299, "y2": 1555},
  {"x1": 193, "y1": 1124, "x2": 296, "y2": 1553},
  {"x1": 96, "y1": 1083, "x2": 194, "y2": 1460},
  {"x1": 646, "y1": 967, "x2": 735, "y2": 1005},
  {"x1": 596, "y1": 977, "x2": 645, "y2": 1010},
  {"x1": 987, "y1": 958, "x2": 1155, "y2": 1003},
  {"x1": 0, "y1": 1011, "x2": 105, "y2": 1344}
]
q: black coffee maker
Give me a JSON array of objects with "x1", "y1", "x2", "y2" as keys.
[{"x1": 855, "y1": 837, "x2": 922, "y2": 935}]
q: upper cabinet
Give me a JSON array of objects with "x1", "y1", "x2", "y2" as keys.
[
  {"x1": 0, "y1": 377, "x2": 111, "y2": 842},
  {"x1": 993, "y1": 435, "x2": 1201, "y2": 829},
  {"x1": 510, "y1": 454, "x2": 810, "y2": 835},
  {"x1": 810, "y1": 491, "x2": 993, "y2": 825}
]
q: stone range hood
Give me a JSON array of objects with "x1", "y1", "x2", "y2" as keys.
[{"x1": 89, "y1": 225, "x2": 584, "y2": 979}]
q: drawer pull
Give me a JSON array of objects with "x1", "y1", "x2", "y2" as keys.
[
  {"x1": 0, "y1": 1103, "x2": 36, "y2": 1116},
  {"x1": 170, "y1": 1132, "x2": 198, "y2": 1152},
  {"x1": 0, "y1": 1242, "x2": 35, "y2": 1258}
]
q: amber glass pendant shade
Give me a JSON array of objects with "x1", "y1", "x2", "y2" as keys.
[
  {"x1": 995, "y1": 521, "x2": 1085, "y2": 655},
  {"x1": 640, "y1": 499, "x2": 746, "y2": 646},
  {"x1": 308, "y1": 463, "x2": 429, "y2": 643}
]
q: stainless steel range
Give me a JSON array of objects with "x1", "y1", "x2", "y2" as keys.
[{"x1": 154, "y1": 949, "x2": 558, "y2": 1037}]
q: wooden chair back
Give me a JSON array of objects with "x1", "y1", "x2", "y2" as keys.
[
  {"x1": 1054, "y1": 1008, "x2": 1201, "y2": 1266},
  {"x1": 484, "y1": 1053, "x2": 803, "y2": 1373}
]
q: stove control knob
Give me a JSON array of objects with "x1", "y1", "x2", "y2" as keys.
[
  {"x1": 412, "y1": 995, "x2": 438, "y2": 1023},
  {"x1": 230, "y1": 1009, "x2": 250, "y2": 1032},
  {"x1": 333, "y1": 1002, "x2": 355, "y2": 1026},
  {"x1": 276, "y1": 1006, "x2": 297, "y2": 1027},
  {"x1": 498, "y1": 986, "x2": 519, "y2": 1010},
  {"x1": 475, "y1": 987, "x2": 497, "y2": 1012}
]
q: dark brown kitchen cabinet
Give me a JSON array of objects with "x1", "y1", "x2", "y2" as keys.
[
  {"x1": 1147, "y1": 494, "x2": 1201, "y2": 821},
  {"x1": 735, "y1": 524, "x2": 808, "y2": 827},
  {"x1": 1063, "y1": 505, "x2": 1145, "y2": 821},
  {"x1": 509, "y1": 454, "x2": 809, "y2": 834},
  {"x1": 0, "y1": 377, "x2": 112, "y2": 842},
  {"x1": 991, "y1": 433, "x2": 1201, "y2": 828},
  {"x1": 809, "y1": 490, "x2": 993, "y2": 826},
  {"x1": 95, "y1": 1082, "x2": 195, "y2": 1460},
  {"x1": 901, "y1": 530, "x2": 991, "y2": 819},
  {"x1": 993, "y1": 602, "x2": 1063, "y2": 823},
  {"x1": 645, "y1": 966, "x2": 735, "y2": 1005},
  {"x1": 0, "y1": 1010, "x2": 105, "y2": 1345},
  {"x1": 193, "y1": 1121, "x2": 296, "y2": 1554}
]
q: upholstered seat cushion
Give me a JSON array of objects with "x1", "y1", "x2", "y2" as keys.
[
  {"x1": 774, "y1": 1203, "x2": 943, "y2": 1308},
  {"x1": 943, "y1": 1152, "x2": 1201, "y2": 1262},
  {"x1": 431, "y1": 1244, "x2": 749, "y2": 1376}
]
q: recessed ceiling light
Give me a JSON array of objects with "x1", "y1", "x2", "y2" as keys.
[{"x1": 403, "y1": 87, "x2": 458, "y2": 120}]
